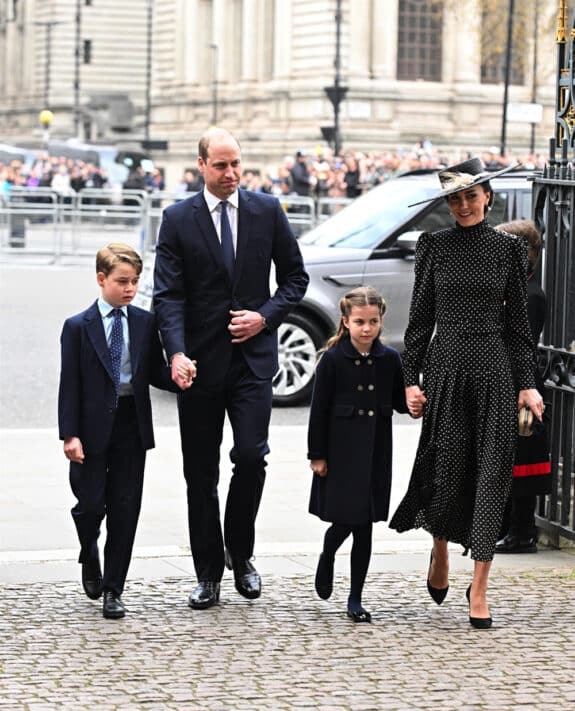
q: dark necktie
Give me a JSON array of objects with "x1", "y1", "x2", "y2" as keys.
[
  {"x1": 220, "y1": 200, "x2": 235, "y2": 280},
  {"x1": 109, "y1": 308, "x2": 123, "y2": 396}
]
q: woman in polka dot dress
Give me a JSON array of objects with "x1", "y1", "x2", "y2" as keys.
[{"x1": 389, "y1": 158, "x2": 545, "y2": 629}]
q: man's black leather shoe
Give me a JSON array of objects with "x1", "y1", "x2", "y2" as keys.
[
  {"x1": 495, "y1": 534, "x2": 537, "y2": 554},
  {"x1": 225, "y1": 550, "x2": 261, "y2": 600},
  {"x1": 102, "y1": 591, "x2": 126, "y2": 619},
  {"x1": 188, "y1": 581, "x2": 220, "y2": 609},
  {"x1": 81, "y1": 557, "x2": 103, "y2": 600}
]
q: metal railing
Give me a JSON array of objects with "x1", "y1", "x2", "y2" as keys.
[
  {"x1": 0, "y1": 188, "x2": 353, "y2": 261},
  {"x1": 532, "y1": 146, "x2": 575, "y2": 546}
]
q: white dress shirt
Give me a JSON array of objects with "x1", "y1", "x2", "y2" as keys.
[{"x1": 203, "y1": 187, "x2": 239, "y2": 254}]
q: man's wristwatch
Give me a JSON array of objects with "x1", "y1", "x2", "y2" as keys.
[{"x1": 261, "y1": 315, "x2": 268, "y2": 330}]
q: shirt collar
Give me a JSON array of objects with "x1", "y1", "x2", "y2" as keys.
[
  {"x1": 98, "y1": 298, "x2": 128, "y2": 318},
  {"x1": 203, "y1": 187, "x2": 239, "y2": 213},
  {"x1": 339, "y1": 336, "x2": 386, "y2": 359}
]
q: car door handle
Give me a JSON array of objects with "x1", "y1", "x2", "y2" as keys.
[{"x1": 321, "y1": 276, "x2": 364, "y2": 287}]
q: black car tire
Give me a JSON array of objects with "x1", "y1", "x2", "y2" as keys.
[{"x1": 272, "y1": 312, "x2": 326, "y2": 406}]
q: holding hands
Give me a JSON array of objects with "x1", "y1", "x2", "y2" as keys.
[
  {"x1": 171, "y1": 353, "x2": 197, "y2": 390},
  {"x1": 405, "y1": 385, "x2": 427, "y2": 418}
]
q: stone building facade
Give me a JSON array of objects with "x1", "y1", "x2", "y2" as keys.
[
  {"x1": 0, "y1": 0, "x2": 557, "y2": 180},
  {"x1": 0, "y1": 0, "x2": 149, "y2": 140}
]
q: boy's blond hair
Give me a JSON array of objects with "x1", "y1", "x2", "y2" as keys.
[{"x1": 96, "y1": 243, "x2": 143, "y2": 276}]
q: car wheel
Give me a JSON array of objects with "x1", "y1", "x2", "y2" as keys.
[{"x1": 272, "y1": 313, "x2": 324, "y2": 406}]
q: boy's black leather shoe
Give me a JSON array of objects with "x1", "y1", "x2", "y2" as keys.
[
  {"x1": 81, "y1": 558, "x2": 103, "y2": 600},
  {"x1": 102, "y1": 591, "x2": 125, "y2": 619},
  {"x1": 188, "y1": 581, "x2": 221, "y2": 609},
  {"x1": 495, "y1": 534, "x2": 537, "y2": 554}
]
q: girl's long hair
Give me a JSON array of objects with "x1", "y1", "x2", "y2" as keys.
[{"x1": 322, "y1": 286, "x2": 386, "y2": 352}]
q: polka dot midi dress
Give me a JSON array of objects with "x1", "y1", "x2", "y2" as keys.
[{"x1": 389, "y1": 220, "x2": 537, "y2": 561}]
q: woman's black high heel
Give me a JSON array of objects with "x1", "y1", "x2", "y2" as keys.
[
  {"x1": 426, "y1": 552, "x2": 449, "y2": 605},
  {"x1": 466, "y1": 584, "x2": 492, "y2": 629}
]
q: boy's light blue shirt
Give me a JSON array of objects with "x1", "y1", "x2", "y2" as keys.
[{"x1": 97, "y1": 298, "x2": 133, "y2": 395}]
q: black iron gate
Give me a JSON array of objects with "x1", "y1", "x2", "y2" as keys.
[{"x1": 531, "y1": 2, "x2": 575, "y2": 545}]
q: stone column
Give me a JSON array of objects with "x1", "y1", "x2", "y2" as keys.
[
  {"x1": 348, "y1": 3, "x2": 370, "y2": 80},
  {"x1": 177, "y1": 0, "x2": 199, "y2": 84},
  {"x1": 241, "y1": 0, "x2": 258, "y2": 82},
  {"x1": 212, "y1": 0, "x2": 228, "y2": 83},
  {"x1": 445, "y1": 0, "x2": 481, "y2": 86},
  {"x1": 272, "y1": 0, "x2": 292, "y2": 81},
  {"x1": 372, "y1": 0, "x2": 397, "y2": 81}
]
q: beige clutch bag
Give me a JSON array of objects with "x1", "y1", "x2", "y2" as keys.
[{"x1": 518, "y1": 406, "x2": 534, "y2": 437}]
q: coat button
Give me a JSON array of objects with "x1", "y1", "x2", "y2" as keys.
[
  {"x1": 368, "y1": 384, "x2": 374, "y2": 391},
  {"x1": 367, "y1": 359, "x2": 373, "y2": 365},
  {"x1": 368, "y1": 410, "x2": 374, "y2": 416},
  {"x1": 357, "y1": 384, "x2": 364, "y2": 391},
  {"x1": 355, "y1": 359, "x2": 361, "y2": 366},
  {"x1": 358, "y1": 409, "x2": 365, "y2": 416}
]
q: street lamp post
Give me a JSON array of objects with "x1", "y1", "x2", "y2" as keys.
[
  {"x1": 530, "y1": 0, "x2": 539, "y2": 154},
  {"x1": 145, "y1": 0, "x2": 154, "y2": 141},
  {"x1": 500, "y1": 0, "x2": 515, "y2": 157},
  {"x1": 324, "y1": 0, "x2": 347, "y2": 155},
  {"x1": 209, "y1": 43, "x2": 219, "y2": 126},
  {"x1": 39, "y1": 109, "x2": 54, "y2": 148},
  {"x1": 73, "y1": 0, "x2": 82, "y2": 137}
]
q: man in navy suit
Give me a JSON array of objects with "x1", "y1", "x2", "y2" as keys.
[
  {"x1": 58, "y1": 243, "x2": 190, "y2": 618},
  {"x1": 153, "y1": 128, "x2": 309, "y2": 609}
]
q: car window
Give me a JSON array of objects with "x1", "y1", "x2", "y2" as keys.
[
  {"x1": 300, "y1": 179, "x2": 438, "y2": 249},
  {"x1": 409, "y1": 200, "x2": 452, "y2": 233},
  {"x1": 489, "y1": 191, "x2": 508, "y2": 224}
]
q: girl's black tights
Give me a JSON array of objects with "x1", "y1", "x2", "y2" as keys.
[{"x1": 323, "y1": 522, "x2": 373, "y2": 611}]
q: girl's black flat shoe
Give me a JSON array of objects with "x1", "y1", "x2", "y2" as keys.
[
  {"x1": 314, "y1": 553, "x2": 334, "y2": 600},
  {"x1": 427, "y1": 552, "x2": 449, "y2": 605},
  {"x1": 466, "y1": 584, "x2": 493, "y2": 629},
  {"x1": 347, "y1": 608, "x2": 371, "y2": 623}
]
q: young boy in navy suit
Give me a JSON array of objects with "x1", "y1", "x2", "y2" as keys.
[{"x1": 58, "y1": 243, "x2": 194, "y2": 619}]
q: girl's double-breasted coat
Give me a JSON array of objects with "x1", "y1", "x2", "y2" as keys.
[{"x1": 307, "y1": 337, "x2": 408, "y2": 525}]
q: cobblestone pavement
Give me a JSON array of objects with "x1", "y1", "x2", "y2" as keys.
[{"x1": 1, "y1": 567, "x2": 574, "y2": 710}]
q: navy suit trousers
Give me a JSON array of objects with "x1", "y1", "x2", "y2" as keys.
[
  {"x1": 69, "y1": 396, "x2": 146, "y2": 595},
  {"x1": 177, "y1": 348, "x2": 272, "y2": 582}
]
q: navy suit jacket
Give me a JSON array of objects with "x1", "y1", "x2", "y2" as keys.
[
  {"x1": 58, "y1": 301, "x2": 176, "y2": 455},
  {"x1": 152, "y1": 189, "x2": 309, "y2": 383}
]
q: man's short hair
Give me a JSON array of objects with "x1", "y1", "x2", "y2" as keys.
[
  {"x1": 198, "y1": 128, "x2": 240, "y2": 162},
  {"x1": 96, "y1": 242, "x2": 143, "y2": 276}
]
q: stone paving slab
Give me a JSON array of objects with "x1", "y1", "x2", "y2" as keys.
[{"x1": 1, "y1": 568, "x2": 574, "y2": 710}]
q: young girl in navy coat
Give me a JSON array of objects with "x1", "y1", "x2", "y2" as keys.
[{"x1": 308, "y1": 286, "x2": 407, "y2": 622}]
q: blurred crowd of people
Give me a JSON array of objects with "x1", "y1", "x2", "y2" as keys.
[
  {"x1": 0, "y1": 152, "x2": 109, "y2": 196},
  {"x1": 2, "y1": 139, "x2": 548, "y2": 202},
  {"x1": 176, "y1": 140, "x2": 547, "y2": 201}
]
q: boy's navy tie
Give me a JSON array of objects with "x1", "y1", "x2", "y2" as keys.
[
  {"x1": 220, "y1": 200, "x2": 235, "y2": 280},
  {"x1": 109, "y1": 308, "x2": 123, "y2": 397}
]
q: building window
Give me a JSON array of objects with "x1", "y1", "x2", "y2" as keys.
[
  {"x1": 85, "y1": 0, "x2": 92, "y2": 6},
  {"x1": 83, "y1": 39, "x2": 92, "y2": 64},
  {"x1": 397, "y1": 0, "x2": 443, "y2": 82},
  {"x1": 480, "y1": 2, "x2": 525, "y2": 85}
]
